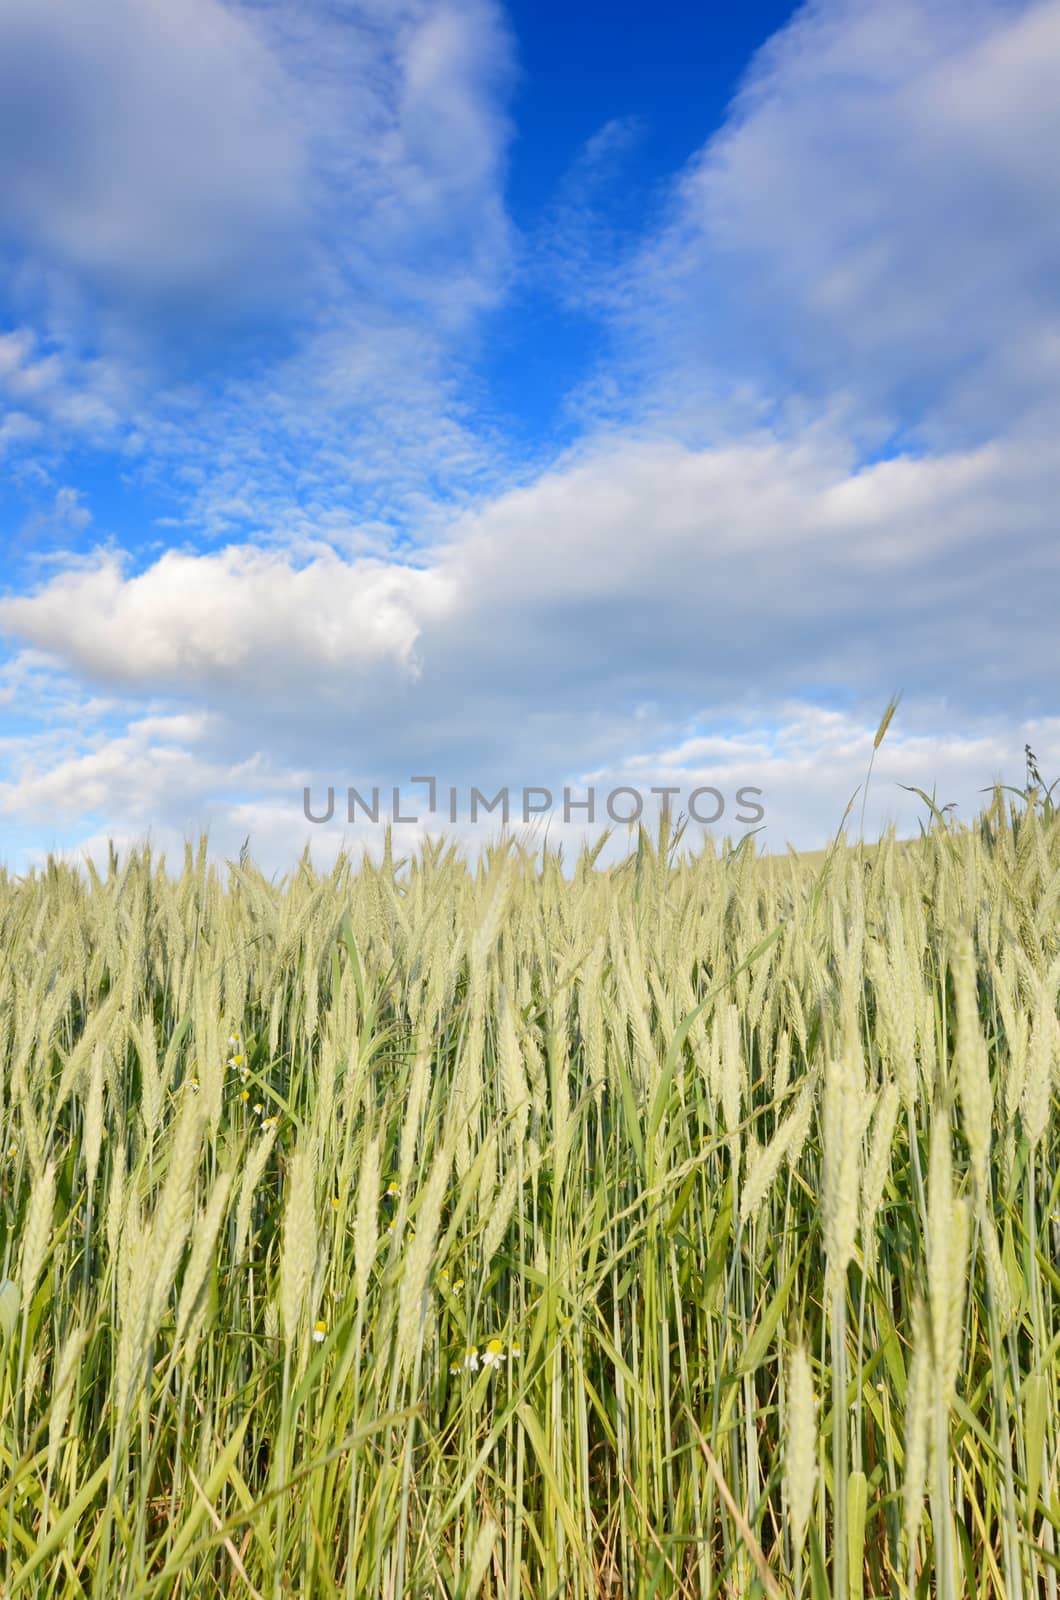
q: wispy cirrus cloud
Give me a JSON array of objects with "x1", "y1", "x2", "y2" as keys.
[{"x1": 0, "y1": 0, "x2": 518, "y2": 551}]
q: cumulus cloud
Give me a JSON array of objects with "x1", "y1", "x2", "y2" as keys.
[
  {"x1": 0, "y1": 545, "x2": 453, "y2": 691},
  {"x1": 430, "y1": 428, "x2": 1060, "y2": 721}
]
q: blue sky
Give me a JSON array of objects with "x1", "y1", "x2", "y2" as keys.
[{"x1": 1, "y1": 0, "x2": 1059, "y2": 871}]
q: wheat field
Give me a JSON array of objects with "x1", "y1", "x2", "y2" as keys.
[{"x1": 1, "y1": 794, "x2": 1058, "y2": 1598}]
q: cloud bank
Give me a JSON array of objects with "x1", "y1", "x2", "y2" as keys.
[{"x1": 1, "y1": 0, "x2": 1059, "y2": 870}]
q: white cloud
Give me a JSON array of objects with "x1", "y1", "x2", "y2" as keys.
[
  {"x1": 610, "y1": 0, "x2": 1060, "y2": 445},
  {"x1": 1, "y1": 737, "x2": 216, "y2": 825},
  {"x1": 51, "y1": 487, "x2": 91, "y2": 531},
  {"x1": 0, "y1": 326, "x2": 131, "y2": 445},
  {"x1": 0, "y1": 0, "x2": 517, "y2": 538},
  {"x1": 0, "y1": 546, "x2": 453, "y2": 689},
  {"x1": 0, "y1": 410, "x2": 41, "y2": 454},
  {"x1": 431, "y1": 427, "x2": 1060, "y2": 714},
  {"x1": 3, "y1": 0, "x2": 1059, "y2": 871},
  {"x1": 604, "y1": 703, "x2": 1060, "y2": 851},
  {"x1": 0, "y1": 0, "x2": 513, "y2": 318},
  {"x1": 0, "y1": 0, "x2": 305, "y2": 302},
  {"x1": 2, "y1": 416, "x2": 1057, "y2": 797},
  {"x1": 126, "y1": 711, "x2": 216, "y2": 743}
]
